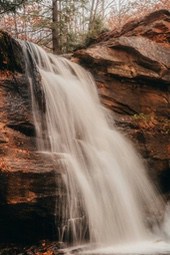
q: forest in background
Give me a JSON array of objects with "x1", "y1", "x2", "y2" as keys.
[{"x1": 0, "y1": 0, "x2": 169, "y2": 54}]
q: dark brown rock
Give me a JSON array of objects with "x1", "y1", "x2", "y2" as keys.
[{"x1": 0, "y1": 31, "x2": 66, "y2": 243}]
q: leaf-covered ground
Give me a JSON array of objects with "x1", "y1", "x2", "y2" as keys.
[{"x1": 0, "y1": 240, "x2": 66, "y2": 255}]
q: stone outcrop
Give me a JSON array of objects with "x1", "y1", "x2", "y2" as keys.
[
  {"x1": 87, "y1": 9, "x2": 170, "y2": 47},
  {"x1": 0, "y1": 31, "x2": 65, "y2": 242},
  {"x1": 73, "y1": 9, "x2": 170, "y2": 191},
  {"x1": 0, "y1": 9, "x2": 169, "y2": 243}
]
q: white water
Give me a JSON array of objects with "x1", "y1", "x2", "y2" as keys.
[{"x1": 20, "y1": 41, "x2": 170, "y2": 253}]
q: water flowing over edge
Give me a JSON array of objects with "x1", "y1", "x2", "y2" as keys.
[{"x1": 19, "y1": 40, "x2": 170, "y2": 253}]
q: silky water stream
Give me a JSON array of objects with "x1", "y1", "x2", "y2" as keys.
[{"x1": 20, "y1": 41, "x2": 170, "y2": 255}]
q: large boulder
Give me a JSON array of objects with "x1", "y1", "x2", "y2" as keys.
[{"x1": 88, "y1": 9, "x2": 170, "y2": 46}]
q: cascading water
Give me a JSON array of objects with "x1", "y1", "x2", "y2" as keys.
[{"x1": 20, "y1": 41, "x2": 169, "y2": 252}]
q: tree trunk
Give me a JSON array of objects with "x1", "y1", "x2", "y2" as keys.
[
  {"x1": 52, "y1": 0, "x2": 60, "y2": 54},
  {"x1": 89, "y1": 0, "x2": 96, "y2": 32}
]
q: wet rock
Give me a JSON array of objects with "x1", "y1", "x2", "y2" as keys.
[{"x1": 0, "y1": 31, "x2": 66, "y2": 243}]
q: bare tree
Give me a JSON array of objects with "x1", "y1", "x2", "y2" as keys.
[{"x1": 52, "y1": 0, "x2": 60, "y2": 53}]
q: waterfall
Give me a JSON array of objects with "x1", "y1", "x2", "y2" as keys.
[{"x1": 20, "y1": 41, "x2": 163, "y2": 246}]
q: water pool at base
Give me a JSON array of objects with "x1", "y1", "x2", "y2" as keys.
[{"x1": 65, "y1": 240, "x2": 170, "y2": 255}]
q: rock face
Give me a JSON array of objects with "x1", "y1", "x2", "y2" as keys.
[
  {"x1": 88, "y1": 9, "x2": 170, "y2": 47},
  {"x1": 0, "y1": 9, "x2": 169, "y2": 243},
  {"x1": 73, "y1": 9, "x2": 170, "y2": 191},
  {"x1": 0, "y1": 31, "x2": 66, "y2": 242}
]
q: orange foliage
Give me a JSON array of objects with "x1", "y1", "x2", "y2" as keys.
[{"x1": 0, "y1": 2, "x2": 51, "y2": 46}]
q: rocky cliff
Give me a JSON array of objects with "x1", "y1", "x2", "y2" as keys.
[
  {"x1": 0, "y1": 31, "x2": 66, "y2": 242},
  {"x1": 0, "y1": 9, "x2": 169, "y2": 243}
]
